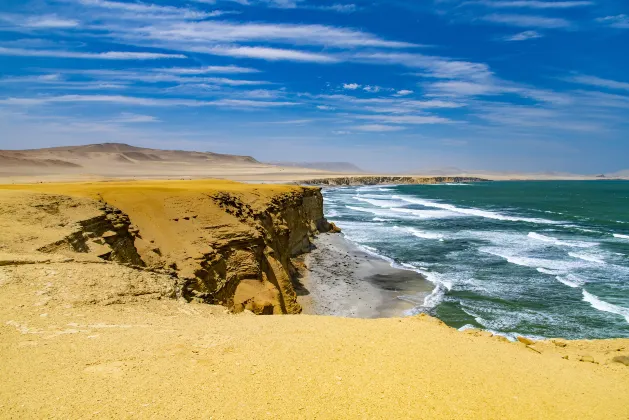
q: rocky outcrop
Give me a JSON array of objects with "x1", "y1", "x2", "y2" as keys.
[
  {"x1": 0, "y1": 183, "x2": 333, "y2": 315},
  {"x1": 300, "y1": 176, "x2": 488, "y2": 186},
  {"x1": 179, "y1": 188, "x2": 332, "y2": 314}
]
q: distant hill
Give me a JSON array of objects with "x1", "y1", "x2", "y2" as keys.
[
  {"x1": 607, "y1": 169, "x2": 629, "y2": 179},
  {"x1": 3, "y1": 143, "x2": 260, "y2": 166},
  {"x1": 0, "y1": 143, "x2": 266, "y2": 177},
  {"x1": 269, "y1": 161, "x2": 364, "y2": 173}
]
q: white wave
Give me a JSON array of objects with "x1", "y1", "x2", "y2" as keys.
[
  {"x1": 582, "y1": 290, "x2": 629, "y2": 324},
  {"x1": 481, "y1": 248, "x2": 587, "y2": 272},
  {"x1": 372, "y1": 217, "x2": 393, "y2": 222},
  {"x1": 392, "y1": 195, "x2": 558, "y2": 224},
  {"x1": 394, "y1": 226, "x2": 444, "y2": 240},
  {"x1": 555, "y1": 274, "x2": 585, "y2": 288},
  {"x1": 326, "y1": 209, "x2": 339, "y2": 218},
  {"x1": 378, "y1": 187, "x2": 393, "y2": 191},
  {"x1": 390, "y1": 207, "x2": 461, "y2": 219},
  {"x1": 537, "y1": 267, "x2": 564, "y2": 275},
  {"x1": 423, "y1": 283, "x2": 447, "y2": 308},
  {"x1": 613, "y1": 233, "x2": 629, "y2": 240},
  {"x1": 353, "y1": 196, "x2": 404, "y2": 208},
  {"x1": 568, "y1": 252, "x2": 605, "y2": 264},
  {"x1": 443, "y1": 183, "x2": 470, "y2": 186},
  {"x1": 527, "y1": 232, "x2": 597, "y2": 248},
  {"x1": 345, "y1": 205, "x2": 389, "y2": 216}
]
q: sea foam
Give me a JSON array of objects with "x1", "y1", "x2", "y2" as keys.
[
  {"x1": 568, "y1": 252, "x2": 605, "y2": 264},
  {"x1": 582, "y1": 290, "x2": 629, "y2": 324},
  {"x1": 528, "y1": 232, "x2": 597, "y2": 248},
  {"x1": 392, "y1": 195, "x2": 558, "y2": 224},
  {"x1": 613, "y1": 233, "x2": 629, "y2": 240}
]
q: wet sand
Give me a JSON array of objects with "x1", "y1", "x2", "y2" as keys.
[{"x1": 299, "y1": 232, "x2": 434, "y2": 318}]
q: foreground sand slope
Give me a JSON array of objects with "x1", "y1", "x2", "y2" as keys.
[{"x1": 1, "y1": 268, "x2": 628, "y2": 419}]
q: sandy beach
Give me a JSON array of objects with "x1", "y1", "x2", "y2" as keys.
[{"x1": 299, "y1": 232, "x2": 433, "y2": 318}]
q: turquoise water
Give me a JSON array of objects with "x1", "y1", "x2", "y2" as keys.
[{"x1": 323, "y1": 181, "x2": 629, "y2": 340}]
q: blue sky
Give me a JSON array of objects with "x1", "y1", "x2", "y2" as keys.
[{"x1": 0, "y1": 0, "x2": 627, "y2": 173}]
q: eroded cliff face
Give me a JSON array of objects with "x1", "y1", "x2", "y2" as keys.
[
  {"x1": 301, "y1": 176, "x2": 488, "y2": 186},
  {"x1": 178, "y1": 188, "x2": 333, "y2": 314},
  {"x1": 0, "y1": 182, "x2": 333, "y2": 315}
]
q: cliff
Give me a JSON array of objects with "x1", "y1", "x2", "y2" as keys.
[
  {"x1": 300, "y1": 176, "x2": 488, "y2": 186},
  {"x1": 0, "y1": 180, "x2": 333, "y2": 314}
]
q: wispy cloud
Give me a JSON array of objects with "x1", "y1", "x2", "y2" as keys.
[
  {"x1": 504, "y1": 30, "x2": 543, "y2": 41},
  {"x1": 343, "y1": 83, "x2": 361, "y2": 90},
  {"x1": 596, "y1": 15, "x2": 629, "y2": 29},
  {"x1": 205, "y1": 45, "x2": 338, "y2": 62},
  {"x1": 0, "y1": 14, "x2": 80, "y2": 28},
  {"x1": 0, "y1": 47, "x2": 185, "y2": 60},
  {"x1": 124, "y1": 20, "x2": 418, "y2": 49},
  {"x1": 352, "y1": 124, "x2": 406, "y2": 132},
  {"x1": 566, "y1": 75, "x2": 629, "y2": 91},
  {"x1": 482, "y1": 14, "x2": 572, "y2": 28},
  {"x1": 0, "y1": 94, "x2": 297, "y2": 108},
  {"x1": 74, "y1": 0, "x2": 224, "y2": 20},
  {"x1": 107, "y1": 113, "x2": 160, "y2": 123},
  {"x1": 355, "y1": 114, "x2": 452, "y2": 124},
  {"x1": 157, "y1": 65, "x2": 259, "y2": 74},
  {"x1": 470, "y1": 1, "x2": 593, "y2": 9}
]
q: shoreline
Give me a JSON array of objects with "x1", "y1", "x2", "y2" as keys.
[{"x1": 297, "y1": 232, "x2": 433, "y2": 318}]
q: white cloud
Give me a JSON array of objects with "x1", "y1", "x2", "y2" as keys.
[
  {"x1": 504, "y1": 30, "x2": 543, "y2": 41},
  {"x1": 318, "y1": 4, "x2": 357, "y2": 13},
  {"x1": 472, "y1": 1, "x2": 593, "y2": 9},
  {"x1": 352, "y1": 124, "x2": 406, "y2": 132},
  {"x1": 108, "y1": 113, "x2": 160, "y2": 123},
  {"x1": 75, "y1": 0, "x2": 218, "y2": 20},
  {"x1": 354, "y1": 52, "x2": 493, "y2": 81},
  {"x1": 0, "y1": 94, "x2": 297, "y2": 108},
  {"x1": 566, "y1": 75, "x2": 629, "y2": 91},
  {"x1": 483, "y1": 14, "x2": 571, "y2": 28},
  {"x1": 317, "y1": 105, "x2": 335, "y2": 110},
  {"x1": 356, "y1": 114, "x2": 452, "y2": 124},
  {"x1": 157, "y1": 65, "x2": 259, "y2": 74},
  {"x1": 395, "y1": 90, "x2": 413, "y2": 96},
  {"x1": 207, "y1": 46, "x2": 339, "y2": 63},
  {"x1": 24, "y1": 15, "x2": 80, "y2": 28},
  {"x1": 363, "y1": 85, "x2": 381, "y2": 93},
  {"x1": 0, "y1": 47, "x2": 185, "y2": 60},
  {"x1": 343, "y1": 83, "x2": 361, "y2": 90},
  {"x1": 70, "y1": 69, "x2": 269, "y2": 85},
  {"x1": 596, "y1": 15, "x2": 629, "y2": 29},
  {"x1": 128, "y1": 20, "x2": 417, "y2": 49}
]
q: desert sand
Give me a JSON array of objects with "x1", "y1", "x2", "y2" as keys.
[
  {"x1": 0, "y1": 143, "x2": 617, "y2": 184},
  {"x1": 0, "y1": 166, "x2": 628, "y2": 418}
]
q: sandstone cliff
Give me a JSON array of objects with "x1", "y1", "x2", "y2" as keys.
[
  {"x1": 300, "y1": 176, "x2": 488, "y2": 186},
  {"x1": 0, "y1": 180, "x2": 333, "y2": 314}
]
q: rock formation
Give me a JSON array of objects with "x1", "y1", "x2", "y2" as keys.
[
  {"x1": 0, "y1": 181, "x2": 333, "y2": 315},
  {"x1": 300, "y1": 176, "x2": 488, "y2": 186}
]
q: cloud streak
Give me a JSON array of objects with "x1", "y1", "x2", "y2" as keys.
[
  {"x1": 482, "y1": 14, "x2": 572, "y2": 28},
  {"x1": 0, "y1": 47, "x2": 185, "y2": 60}
]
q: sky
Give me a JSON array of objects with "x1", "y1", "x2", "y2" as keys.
[{"x1": 0, "y1": 0, "x2": 628, "y2": 173}]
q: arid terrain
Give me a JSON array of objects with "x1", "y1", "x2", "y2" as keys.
[
  {"x1": 0, "y1": 143, "x2": 618, "y2": 184},
  {"x1": 0, "y1": 179, "x2": 628, "y2": 419}
]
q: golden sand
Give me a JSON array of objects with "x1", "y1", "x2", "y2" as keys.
[{"x1": 0, "y1": 180, "x2": 628, "y2": 419}]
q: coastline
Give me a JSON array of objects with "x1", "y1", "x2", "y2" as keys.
[
  {"x1": 298, "y1": 232, "x2": 433, "y2": 318},
  {"x1": 1, "y1": 178, "x2": 629, "y2": 418}
]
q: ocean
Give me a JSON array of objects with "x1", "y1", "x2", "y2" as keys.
[{"x1": 323, "y1": 181, "x2": 629, "y2": 340}]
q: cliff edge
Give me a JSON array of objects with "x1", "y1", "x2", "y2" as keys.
[
  {"x1": 0, "y1": 180, "x2": 333, "y2": 314},
  {"x1": 300, "y1": 176, "x2": 488, "y2": 186}
]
